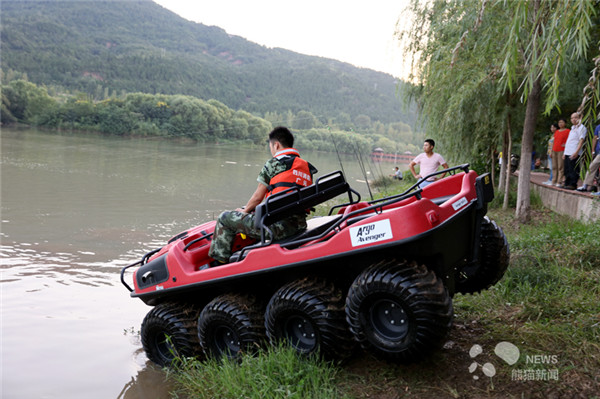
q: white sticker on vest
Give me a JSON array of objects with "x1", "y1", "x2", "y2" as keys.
[
  {"x1": 350, "y1": 219, "x2": 393, "y2": 247},
  {"x1": 452, "y1": 197, "x2": 468, "y2": 211}
]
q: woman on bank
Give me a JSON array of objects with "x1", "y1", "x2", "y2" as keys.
[{"x1": 551, "y1": 118, "x2": 570, "y2": 187}]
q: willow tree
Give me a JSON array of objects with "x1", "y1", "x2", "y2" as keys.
[
  {"x1": 399, "y1": 0, "x2": 524, "y2": 209},
  {"x1": 400, "y1": 0, "x2": 599, "y2": 223},
  {"x1": 500, "y1": 0, "x2": 598, "y2": 222}
]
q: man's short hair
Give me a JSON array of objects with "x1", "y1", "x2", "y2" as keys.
[
  {"x1": 425, "y1": 139, "x2": 435, "y2": 148},
  {"x1": 269, "y1": 126, "x2": 294, "y2": 148}
]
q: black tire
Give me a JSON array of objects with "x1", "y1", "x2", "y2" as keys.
[
  {"x1": 455, "y1": 216, "x2": 510, "y2": 294},
  {"x1": 345, "y1": 259, "x2": 453, "y2": 362},
  {"x1": 198, "y1": 294, "x2": 264, "y2": 360},
  {"x1": 265, "y1": 278, "x2": 354, "y2": 360},
  {"x1": 141, "y1": 303, "x2": 201, "y2": 367}
]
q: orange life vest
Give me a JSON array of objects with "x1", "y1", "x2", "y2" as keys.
[{"x1": 266, "y1": 148, "x2": 313, "y2": 197}]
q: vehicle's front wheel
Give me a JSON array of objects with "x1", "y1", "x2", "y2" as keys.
[
  {"x1": 455, "y1": 216, "x2": 510, "y2": 294},
  {"x1": 198, "y1": 294, "x2": 264, "y2": 360},
  {"x1": 345, "y1": 259, "x2": 453, "y2": 362},
  {"x1": 141, "y1": 303, "x2": 201, "y2": 367},
  {"x1": 265, "y1": 278, "x2": 354, "y2": 360}
]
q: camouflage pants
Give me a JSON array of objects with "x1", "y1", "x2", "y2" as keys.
[{"x1": 208, "y1": 210, "x2": 307, "y2": 263}]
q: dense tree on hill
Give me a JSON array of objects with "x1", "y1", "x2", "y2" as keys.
[
  {"x1": 1, "y1": 78, "x2": 421, "y2": 154},
  {"x1": 0, "y1": 0, "x2": 417, "y2": 128}
]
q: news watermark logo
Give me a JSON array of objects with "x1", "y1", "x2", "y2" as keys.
[{"x1": 468, "y1": 341, "x2": 559, "y2": 382}]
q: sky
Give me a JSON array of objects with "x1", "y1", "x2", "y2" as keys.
[{"x1": 152, "y1": 0, "x2": 411, "y2": 79}]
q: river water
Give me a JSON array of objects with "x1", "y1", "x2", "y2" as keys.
[{"x1": 0, "y1": 127, "x2": 395, "y2": 398}]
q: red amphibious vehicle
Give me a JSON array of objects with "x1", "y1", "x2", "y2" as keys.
[{"x1": 121, "y1": 164, "x2": 509, "y2": 366}]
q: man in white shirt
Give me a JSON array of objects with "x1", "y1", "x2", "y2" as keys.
[
  {"x1": 409, "y1": 139, "x2": 449, "y2": 189},
  {"x1": 563, "y1": 112, "x2": 587, "y2": 189}
]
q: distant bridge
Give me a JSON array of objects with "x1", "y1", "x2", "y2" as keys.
[{"x1": 370, "y1": 149, "x2": 415, "y2": 164}]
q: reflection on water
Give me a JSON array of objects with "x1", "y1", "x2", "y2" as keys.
[
  {"x1": 1, "y1": 127, "x2": 385, "y2": 398},
  {"x1": 117, "y1": 364, "x2": 175, "y2": 399}
]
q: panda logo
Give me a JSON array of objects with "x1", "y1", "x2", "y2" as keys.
[{"x1": 468, "y1": 341, "x2": 520, "y2": 380}]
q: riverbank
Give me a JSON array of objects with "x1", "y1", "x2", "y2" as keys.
[
  {"x1": 527, "y1": 171, "x2": 600, "y2": 222},
  {"x1": 1, "y1": 78, "x2": 419, "y2": 156}
]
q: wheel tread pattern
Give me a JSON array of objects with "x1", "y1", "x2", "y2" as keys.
[
  {"x1": 345, "y1": 259, "x2": 453, "y2": 362},
  {"x1": 266, "y1": 278, "x2": 354, "y2": 360},
  {"x1": 455, "y1": 216, "x2": 510, "y2": 294},
  {"x1": 198, "y1": 294, "x2": 265, "y2": 359},
  {"x1": 141, "y1": 302, "x2": 201, "y2": 366}
]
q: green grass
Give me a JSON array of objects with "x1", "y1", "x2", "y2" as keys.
[
  {"x1": 169, "y1": 345, "x2": 347, "y2": 399},
  {"x1": 454, "y1": 210, "x2": 600, "y2": 373}
]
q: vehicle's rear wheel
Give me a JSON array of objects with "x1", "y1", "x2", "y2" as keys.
[
  {"x1": 141, "y1": 303, "x2": 201, "y2": 367},
  {"x1": 198, "y1": 294, "x2": 264, "y2": 360},
  {"x1": 265, "y1": 278, "x2": 354, "y2": 360},
  {"x1": 345, "y1": 259, "x2": 452, "y2": 362},
  {"x1": 455, "y1": 216, "x2": 510, "y2": 294}
]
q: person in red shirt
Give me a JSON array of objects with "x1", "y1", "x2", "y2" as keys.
[{"x1": 552, "y1": 118, "x2": 570, "y2": 187}]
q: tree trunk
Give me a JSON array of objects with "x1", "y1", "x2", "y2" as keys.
[
  {"x1": 491, "y1": 147, "x2": 496, "y2": 188},
  {"x1": 498, "y1": 144, "x2": 506, "y2": 192},
  {"x1": 516, "y1": 77, "x2": 542, "y2": 222},
  {"x1": 500, "y1": 92, "x2": 512, "y2": 201},
  {"x1": 502, "y1": 122, "x2": 511, "y2": 210},
  {"x1": 500, "y1": 110, "x2": 512, "y2": 209}
]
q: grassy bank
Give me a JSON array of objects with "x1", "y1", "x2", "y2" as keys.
[
  {"x1": 169, "y1": 345, "x2": 343, "y2": 399},
  {"x1": 168, "y1": 201, "x2": 599, "y2": 399}
]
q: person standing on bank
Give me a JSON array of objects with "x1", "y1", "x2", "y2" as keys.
[
  {"x1": 577, "y1": 123, "x2": 600, "y2": 192},
  {"x1": 208, "y1": 127, "x2": 317, "y2": 265},
  {"x1": 543, "y1": 123, "x2": 556, "y2": 185},
  {"x1": 563, "y1": 112, "x2": 587, "y2": 190},
  {"x1": 552, "y1": 119, "x2": 570, "y2": 187},
  {"x1": 409, "y1": 139, "x2": 449, "y2": 189}
]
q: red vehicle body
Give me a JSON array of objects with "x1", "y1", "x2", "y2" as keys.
[{"x1": 121, "y1": 165, "x2": 509, "y2": 366}]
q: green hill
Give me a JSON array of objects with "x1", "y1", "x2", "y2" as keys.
[{"x1": 1, "y1": 0, "x2": 415, "y2": 127}]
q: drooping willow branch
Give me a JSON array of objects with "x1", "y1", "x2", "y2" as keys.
[{"x1": 451, "y1": 0, "x2": 488, "y2": 67}]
